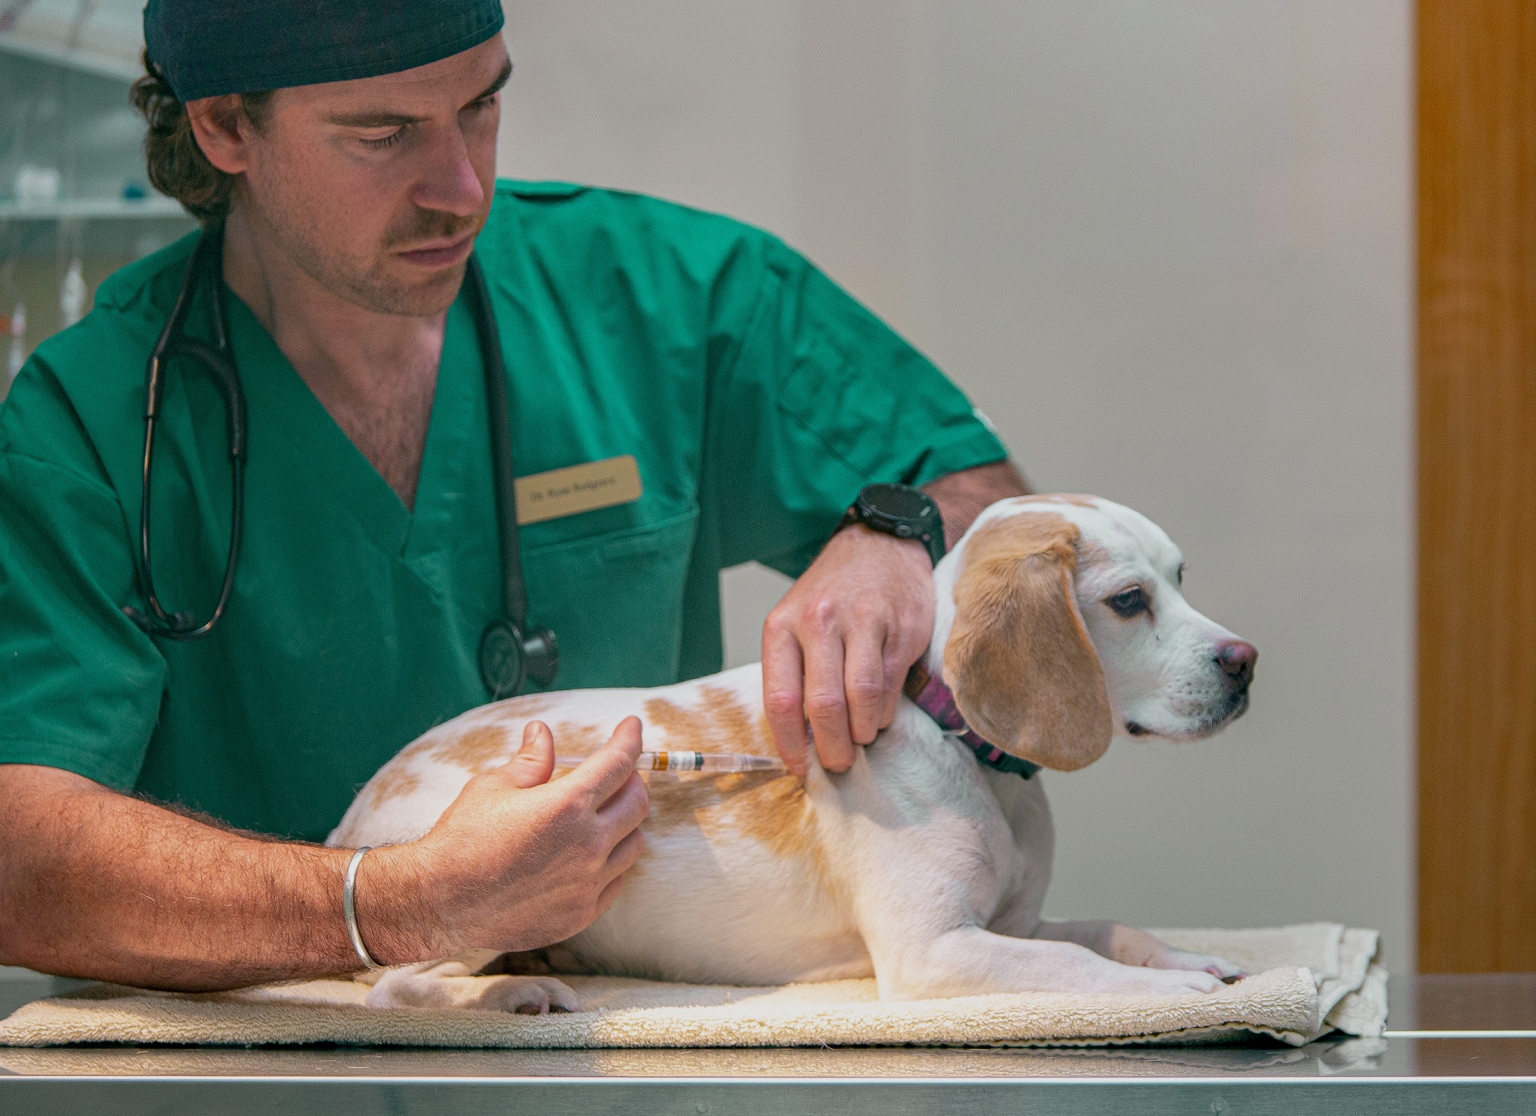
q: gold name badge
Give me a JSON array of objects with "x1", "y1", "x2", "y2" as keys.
[{"x1": 515, "y1": 454, "x2": 643, "y2": 525}]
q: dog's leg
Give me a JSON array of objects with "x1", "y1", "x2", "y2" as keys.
[
  {"x1": 866, "y1": 922, "x2": 1228, "y2": 999},
  {"x1": 849, "y1": 852, "x2": 1228, "y2": 998},
  {"x1": 827, "y1": 749, "x2": 1227, "y2": 999},
  {"x1": 358, "y1": 950, "x2": 582, "y2": 1014},
  {"x1": 1034, "y1": 920, "x2": 1248, "y2": 982}
]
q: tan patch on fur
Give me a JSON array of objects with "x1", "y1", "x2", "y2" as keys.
[
  {"x1": 636, "y1": 686, "x2": 820, "y2": 874},
  {"x1": 638, "y1": 769, "x2": 830, "y2": 898},
  {"x1": 549, "y1": 721, "x2": 607, "y2": 758},
  {"x1": 393, "y1": 733, "x2": 441, "y2": 764},
  {"x1": 704, "y1": 773, "x2": 817, "y2": 860},
  {"x1": 698, "y1": 687, "x2": 777, "y2": 757},
  {"x1": 435, "y1": 716, "x2": 602, "y2": 779},
  {"x1": 393, "y1": 693, "x2": 556, "y2": 767},
  {"x1": 434, "y1": 724, "x2": 513, "y2": 774},
  {"x1": 641, "y1": 687, "x2": 772, "y2": 755},
  {"x1": 366, "y1": 765, "x2": 423, "y2": 809},
  {"x1": 644, "y1": 771, "x2": 749, "y2": 831},
  {"x1": 944, "y1": 510, "x2": 1114, "y2": 771},
  {"x1": 486, "y1": 693, "x2": 558, "y2": 720}
]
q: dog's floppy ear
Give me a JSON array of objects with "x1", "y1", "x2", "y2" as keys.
[{"x1": 943, "y1": 512, "x2": 1113, "y2": 771}]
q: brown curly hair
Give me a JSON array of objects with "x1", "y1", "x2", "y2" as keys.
[{"x1": 130, "y1": 55, "x2": 274, "y2": 224}]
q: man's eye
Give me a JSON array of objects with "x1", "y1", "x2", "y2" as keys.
[
  {"x1": 1107, "y1": 587, "x2": 1146, "y2": 618},
  {"x1": 359, "y1": 129, "x2": 404, "y2": 150}
]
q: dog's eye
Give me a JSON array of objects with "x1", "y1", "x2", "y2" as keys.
[
  {"x1": 1177, "y1": 564, "x2": 1185, "y2": 587},
  {"x1": 1107, "y1": 587, "x2": 1147, "y2": 618}
]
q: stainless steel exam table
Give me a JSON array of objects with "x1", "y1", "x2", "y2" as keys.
[{"x1": 1, "y1": 970, "x2": 1532, "y2": 1114}]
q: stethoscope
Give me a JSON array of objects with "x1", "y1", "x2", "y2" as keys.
[{"x1": 121, "y1": 225, "x2": 559, "y2": 700}]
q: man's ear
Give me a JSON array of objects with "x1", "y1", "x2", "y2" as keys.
[
  {"x1": 184, "y1": 94, "x2": 257, "y2": 176},
  {"x1": 943, "y1": 511, "x2": 1113, "y2": 771}
]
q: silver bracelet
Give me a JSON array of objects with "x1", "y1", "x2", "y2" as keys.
[{"x1": 342, "y1": 846, "x2": 383, "y2": 970}]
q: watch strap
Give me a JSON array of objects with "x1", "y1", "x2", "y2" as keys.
[{"x1": 839, "y1": 485, "x2": 946, "y2": 567}]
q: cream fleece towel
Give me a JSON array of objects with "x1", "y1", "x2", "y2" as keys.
[{"x1": 0, "y1": 923, "x2": 1385, "y2": 1049}]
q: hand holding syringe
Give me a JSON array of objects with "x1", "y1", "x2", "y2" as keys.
[{"x1": 555, "y1": 751, "x2": 786, "y2": 774}]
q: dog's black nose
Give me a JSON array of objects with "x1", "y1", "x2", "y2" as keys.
[{"x1": 1216, "y1": 640, "x2": 1257, "y2": 687}]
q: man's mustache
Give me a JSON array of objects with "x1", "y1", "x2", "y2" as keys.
[{"x1": 382, "y1": 211, "x2": 483, "y2": 250}]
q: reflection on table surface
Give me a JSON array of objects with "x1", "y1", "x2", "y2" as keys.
[{"x1": 1409, "y1": 972, "x2": 1536, "y2": 1030}]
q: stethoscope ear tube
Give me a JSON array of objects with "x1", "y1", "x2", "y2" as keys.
[
  {"x1": 465, "y1": 253, "x2": 559, "y2": 699},
  {"x1": 126, "y1": 225, "x2": 246, "y2": 641}
]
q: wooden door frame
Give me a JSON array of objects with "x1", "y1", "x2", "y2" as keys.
[{"x1": 1417, "y1": 0, "x2": 1536, "y2": 972}]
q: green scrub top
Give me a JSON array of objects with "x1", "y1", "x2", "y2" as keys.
[{"x1": 0, "y1": 181, "x2": 1006, "y2": 842}]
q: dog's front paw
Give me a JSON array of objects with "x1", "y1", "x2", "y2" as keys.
[
  {"x1": 471, "y1": 974, "x2": 582, "y2": 1014},
  {"x1": 1151, "y1": 947, "x2": 1249, "y2": 984},
  {"x1": 1099, "y1": 925, "x2": 1250, "y2": 985},
  {"x1": 364, "y1": 960, "x2": 582, "y2": 1014},
  {"x1": 1088, "y1": 963, "x2": 1225, "y2": 996}
]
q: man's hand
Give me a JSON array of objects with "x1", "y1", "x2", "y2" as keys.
[
  {"x1": 762, "y1": 461, "x2": 1030, "y2": 774},
  {"x1": 763, "y1": 525, "x2": 934, "y2": 774},
  {"x1": 369, "y1": 717, "x2": 649, "y2": 960}
]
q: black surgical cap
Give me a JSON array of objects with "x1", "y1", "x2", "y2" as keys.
[{"x1": 143, "y1": 0, "x2": 505, "y2": 101}]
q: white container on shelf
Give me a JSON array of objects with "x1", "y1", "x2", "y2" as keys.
[{"x1": 6, "y1": 302, "x2": 25, "y2": 385}]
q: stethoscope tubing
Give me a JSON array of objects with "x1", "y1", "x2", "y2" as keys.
[
  {"x1": 126, "y1": 227, "x2": 554, "y2": 695},
  {"x1": 465, "y1": 253, "x2": 528, "y2": 633},
  {"x1": 131, "y1": 226, "x2": 247, "y2": 640}
]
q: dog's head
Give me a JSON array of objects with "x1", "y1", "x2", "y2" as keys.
[{"x1": 935, "y1": 495, "x2": 1256, "y2": 771}]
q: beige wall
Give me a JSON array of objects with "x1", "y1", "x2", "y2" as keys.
[{"x1": 499, "y1": 1, "x2": 1414, "y2": 967}]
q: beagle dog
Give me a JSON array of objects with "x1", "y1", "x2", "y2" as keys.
[{"x1": 329, "y1": 495, "x2": 1258, "y2": 1013}]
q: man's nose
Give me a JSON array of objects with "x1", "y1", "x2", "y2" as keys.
[
  {"x1": 414, "y1": 129, "x2": 486, "y2": 218},
  {"x1": 1216, "y1": 640, "x2": 1258, "y2": 687}
]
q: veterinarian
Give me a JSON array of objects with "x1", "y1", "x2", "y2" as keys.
[{"x1": 0, "y1": 0, "x2": 1027, "y2": 990}]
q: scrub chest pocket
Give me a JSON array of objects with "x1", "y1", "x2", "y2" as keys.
[{"x1": 523, "y1": 509, "x2": 700, "y2": 689}]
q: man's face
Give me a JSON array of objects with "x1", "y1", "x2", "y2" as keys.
[{"x1": 233, "y1": 36, "x2": 509, "y2": 317}]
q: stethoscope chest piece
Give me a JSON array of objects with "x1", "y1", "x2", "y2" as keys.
[{"x1": 479, "y1": 620, "x2": 560, "y2": 701}]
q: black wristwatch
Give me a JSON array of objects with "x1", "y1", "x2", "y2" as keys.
[{"x1": 837, "y1": 483, "x2": 946, "y2": 567}]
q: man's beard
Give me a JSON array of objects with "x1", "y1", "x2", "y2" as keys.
[{"x1": 242, "y1": 181, "x2": 485, "y2": 317}]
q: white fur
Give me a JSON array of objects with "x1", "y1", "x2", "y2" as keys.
[{"x1": 329, "y1": 496, "x2": 1253, "y2": 1011}]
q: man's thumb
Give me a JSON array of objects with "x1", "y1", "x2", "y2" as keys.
[{"x1": 502, "y1": 721, "x2": 556, "y2": 789}]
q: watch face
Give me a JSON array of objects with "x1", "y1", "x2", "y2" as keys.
[{"x1": 863, "y1": 483, "x2": 936, "y2": 523}]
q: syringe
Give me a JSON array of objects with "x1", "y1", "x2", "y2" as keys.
[{"x1": 555, "y1": 751, "x2": 786, "y2": 773}]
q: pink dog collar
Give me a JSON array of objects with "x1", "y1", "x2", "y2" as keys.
[{"x1": 903, "y1": 664, "x2": 1040, "y2": 780}]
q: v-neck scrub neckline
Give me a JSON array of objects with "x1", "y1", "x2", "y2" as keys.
[{"x1": 222, "y1": 286, "x2": 483, "y2": 563}]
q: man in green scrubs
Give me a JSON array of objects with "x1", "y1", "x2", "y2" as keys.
[{"x1": 0, "y1": 1, "x2": 1026, "y2": 989}]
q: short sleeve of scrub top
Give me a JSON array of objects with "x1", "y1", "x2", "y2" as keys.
[{"x1": 0, "y1": 181, "x2": 1008, "y2": 841}]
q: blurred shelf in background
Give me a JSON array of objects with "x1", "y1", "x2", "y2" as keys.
[
  {"x1": 1, "y1": 0, "x2": 196, "y2": 394},
  {"x1": 0, "y1": 27, "x2": 141, "y2": 83},
  {"x1": 0, "y1": 196, "x2": 186, "y2": 219}
]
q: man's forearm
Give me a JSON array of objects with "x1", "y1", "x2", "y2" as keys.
[
  {"x1": 923, "y1": 459, "x2": 1031, "y2": 549},
  {"x1": 0, "y1": 764, "x2": 425, "y2": 990}
]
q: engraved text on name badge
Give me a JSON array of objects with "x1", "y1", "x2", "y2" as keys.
[{"x1": 514, "y1": 455, "x2": 643, "y2": 525}]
